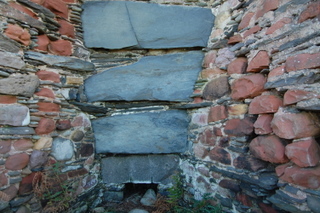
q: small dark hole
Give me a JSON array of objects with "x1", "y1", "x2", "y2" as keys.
[{"x1": 123, "y1": 183, "x2": 158, "y2": 199}]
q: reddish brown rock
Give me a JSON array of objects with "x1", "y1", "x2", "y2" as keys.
[
  {"x1": 19, "y1": 172, "x2": 36, "y2": 195},
  {"x1": 219, "y1": 179, "x2": 241, "y2": 192},
  {"x1": 13, "y1": 139, "x2": 33, "y2": 151},
  {"x1": 43, "y1": 0, "x2": 69, "y2": 19},
  {"x1": 68, "y1": 168, "x2": 88, "y2": 178},
  {"x1": 56, "y1": 119, "x2": 71, "y2": 130},
  {"x1": 71, "y1": 113, "x2": 91, "y2": 127},
  {"x1": 254, "y1": 114, "x2": 273, "y2": 135},
  {"x1": 209, "y1": 147, "x2": 231, "y2": 165},
  {"x1": 36, "y1": 70, "x2": 60, "y2": 83},
  {"x1": 285, "y1": 53, "x2": 320, "y2": 72},
  {"x1": 198, "y1": 128, "x2": 217, "y2": 146},
  {"x1": 234, "y1": 155, "x2": 268, "y2": 172},
  {"x1": 203, "y1": 51, "x2": 216, "y2": 68},
  {"x1": 5, "y1": 24, "x2": 31, "y2": 46},
  {"x1": 238, "y1": 12, "x2": 254, "y2": 30},
  {"x1": 285, "y1": 137, "x2": 320, "y2": 167},
  {"x1": 200, "y1": 68, "x2": 226, "y2": 79},
  {"x1": 80, "y1": 144, "x2": 94, "y2": 157},
  {"x1": 249, "y1": 135, "x2": 289, "y2": 164},
  {"x1": 243, "y1": 25, "x2": 262, "y2": 38},
  {"x1": 247, "y1": 51, "x2": 270, "y2": 72},
  {"x1": 0, "y1": 140, "x2": 11, "y2": 154},
  {"x1": 194, "y1": 143, "x2": 209, "y2": 159},
  {"x1": 266, "y1": 17, "x2": 291, "y2": 35},
  {"x1": 0, "y1": 95, "x2": 17, "y2": 104},
  {"x1": 248, "y1": 95, "x2": 283, "y2": 114},
  {"x1": 255, "y1": 0, "x2": 279, "y2": 19},
  {"x1": 35, "y1": 34, "x2": 50, "y2": 52},
  {"x1": 37, "y1": 102, "x2": 60, "y2": 112},
  {"x1": 203, "y1": 76, "x2": 230, "y2": 100},
  {"x1": 35, "y1": 88, "x2": 55, "y2": 99},
  {"x1": 268, "y1": 65, "x2": 285, "y2": 79},
  {"x1": 29, "y1": 150, "x2": 49, "y2": 169},
  {"x1": 0, "y1": 173, "x2": 8, "y2": 188},
  {"x1": 228, "y1": 34, "x2": 242, "y2": 44},
  {"x1": 298, "y1": 1, "x2": 320, "y2": 23},
  {"x1": 231, "y1": 74, "x2": 267, "y2": 100},
  {"x1": 35, "y1": 118, "x2": 56, "y2": 135},
  {"x1": 258, "y1": 203, "x2": 279, "y2": 213},
  {"x1": 58, "y1": 19, "x2": 75, "y2": 38},
  {"x1": 5, "y1": 153, "x2": 30, "y2": 170},
  {"x1": 284, "y1": 89, "x2": 319, "y2": 105},
  {"x1": 3, "y1": 185, "x2": 18, "y2": 201},
  {"x1": 214, "y1": 127, "x2": 223, "y2": 137},
  {"x1": 9, "y1": 2, "x2": 37, "y2": 19},
  {"x1": 227, "y1": 57, "x2": 248, "y2": 75},
  {"x1": 208, "y1": 105, "x2": 228, "y2": 123},
  {"x1": 236, "y1": 193, "x2": 253, "y2": 207},
  {"x1": 271, "y1": 109, "x2": 320, "y2": 139},
  {"x1": 224, "y1": 117, "x2": 255, "y2": 136},
  {"x1": 48, "y1": 39, "x2": 72, "y2": 56}
]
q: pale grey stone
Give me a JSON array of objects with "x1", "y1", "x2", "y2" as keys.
[
  {"x1": 0, "y1": 127, "x2": 35, "y2": 135},
  {"x1": 0, "y1": 51, "x2": 25, "y2": 69},
  {"x1": 140, "y1": 189, "x2": 157, "y2": 206},
  {"x1": 51, "y1": 137, "x2": 74, "y2": 161},
  {"x1": 0, "y1": 104, "x2": 30, "y2": 126},
  {"x1": 0, "y1": 74, "x2": 39, "y2": 97},
  {"x1": 0, "y1": 34, "x2": 20, "y2": 53}
]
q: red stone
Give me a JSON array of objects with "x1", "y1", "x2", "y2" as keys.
[
  {"x1": 0, "y1": 95, "x2": 17, "y2": 104},
  {"x1": 35, "y1": 88, "x2": 55, "y2": 99},
  {"x1": 35, "y1": 34, "x2": 50, "y2": 52},
  {"x1": 258, "y1": 202, "x2": 280, "y2": 213},
  {"x1": 80, "y1": 144, "x2": 94, "y2": 157},
  {"x1": 0, "y1": 140, "x2": 11, "y2": 154},
  {"x1": 3, "y1": 185, "x2": 18, "y2": 201},
  {"x1": 5, "y1": 24, "x2": 31, "y2": 46},
  {"x1": 298, "y1": 1, "x2": 320, "y2": 23},
  {"x1": 58, "y1": 19, "x2": 75, "y2": 38},
  {"x1": 268, "y1": 65, "x2": 285, "y2": 79},
  {"x1": 277, "y1": 164, "x2": 320, "y2": 189},
  {"x1": 48, "y1": 39, "x2": 72, "y2": 56},
  {"x1": 236, "y1": 193, "x2": 253, "y2": 207},
  {"x1": 193, "y1": 143, "x2": 209, "y2": 159},
  {"x1": 254, "y1": 114, "x2": 273, "y2": 135},
  {"x1": 243, "y1": 25, "x2": 262, "y2": 38},
  {"x1": 228, "y1": 34, "x2": 242, "y2": 44},
  {"x1": 285, "y1": 137, "x2": 320, "y2": 167},
  {"x1": 68, "y1": 168, "x2": 88, "y2": 178},
  {"x1": 35, "y1": 118, "x2": 56, "y2": 135},
  {"x1": 36, "y1": 70, "x2": 60, "y2": 83},
  {"x1": 249, "y1": 135, "x2": 289, "y2": 164},
  {"x1": 227, "y1": 57, "x2": 248, "y2": 75},
  {"x1": 5, "y1": 153, "x2": 30, "y2": 170},
  {"x1": 201, "y1": 68, "x2": 226, "y2": 79},
  {"x1": 247, "y1": 51, "x2": 270, "y2": 72},
  {"x1": 71, "y1": 113, "x2": 91, "y2": 127},
  {"x1": 285, "y1": 53, "x2": 320, "y2": 72},
  {"x1": 255, "y1": 0, "x2": 279, "y2": 19},
  {"x1": 198, "y1": 128, "x2": 217, "y2": 146},
  {"x1": 203, "y1": 51, "x2": 216, "y2": 68},
  {"x1": 266, "y1": 17, "x2": 291, "y2": 35},
  {"x1": 224, "y1": 117, "x2": 255, "y2": 136},
  {"x1": 208, "y1": 105, "x2": 228, "y2": 123},
  {"x1": 238, "y1": 12, "x2": 254, "y2": 30},
  {"x1": 209, "y1": 147, "x2": 231, "y2": 165},
  {"x1": 13, "y1": 139, "x2": 33, "y2": 151},
  {"x1": 37, "y1": 102, "x2": 60, "y2": 112},
  {"x1": 284, "y1": 89, "x2": 319, "y2": 105},
  {"x1": 0, "y1": 173, "x2": 8, "y2": 188},
  {"x1": 213, "y1": 127, "x2": 223, "y2": 136},
  {"x1": 56, "y1": 119, "x2": 71, "y2": 130},
  {"x1": 19, "y1": 172, "x2": 36, "y2": 195},
  {"x1": 231, "y1": 74, "x2": 267, "y2": 100},
  {"x1": 219, "y1": 179, "x2": 240, "y2": 192},
  {"x1": 30, "y1": 0, "x2": 44, "y2": 4},
  {"x1": 248, "y1": 95, "x2": 283, "y2": 114},
  {"x1": 43, "y1": 0, "x2": 69, "y2": 19},
  {"x1": 9, "y1": 2, "x2": 38, "y2": 19},
  {"x1": 234, "y1": 155, "x2": 268, "y2": 172},
  {"x1": 271, "y1": 109, "x2": 320, "y2": 139}
]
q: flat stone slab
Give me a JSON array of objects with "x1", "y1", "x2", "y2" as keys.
[
  {"x1": 0, "y1": 104, "x2": 30, "y2": 126},
  {"x1": 0, "y1": 127, "x2": 35, "y2": 135},
  {"x1": 85, "y1": 51, "x2": 203, "y2": 102},
  {"x1": 101, "y1": 155, "x2": 179, "y2": 184},
  {"x1": 0, "y1": 75, "x2": 39, "y2": 97},
  {"x1": 82, "y1": 1, "x2": 214, "y2": 49},
  {"x1": 93, "y1": 110, "x2": 189, "y2": 154},
  {"x1": 0, "y1": 51, "x2": 25, "y2": 69}
]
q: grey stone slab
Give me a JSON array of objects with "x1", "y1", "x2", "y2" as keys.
[
  {"x1": 0, "y1": 104, "x2": 30, "y2": 126},
  {"x1": 0, "y1": 51, "x2": 25, "y2": 69},
  {"x1": 0, "y1": 75, "x2": 39, "y2": 97},
  {"x1": 51, "y1": 137, "x2": 74, "y2": 161},
  {"x1": 93, "y1": 110, "x2": 189, "y2": 154},
  {"x1": 82, "y1": 1, "x2": 214, "y2": 49},
  {"x1": 0, "y1": 127, "x2": 35, "y2": 135},
  {"x1": 85, "y1": 51, "x2": 203, "y2": 102},
  {"x1": 101, "y1": 155, "x2": 179, "y2": 184},
  {"x1": 0, "y1": 34, "x2": 21, "y2": 53}
]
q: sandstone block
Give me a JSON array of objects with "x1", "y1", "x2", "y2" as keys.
[
  {"x1": 5, "y1": 24, "x2": 31, "y2": 46},
  {"x1": 35, "y1": 34, "x2": 50, "y2": 52},
  {"x1": 35, "y1": 118, "x2": 56, "y2": 135},
  {"x1": 203, "y1": 76, "x2": 230, "y2": 100},
  {"x1": 248, "y1": 95, "x2": 283, "y2": 114},
  {"x1": 208, "y1": 105, "x2": 228, "y2": 123},
  {"x1": 35, "y1": 88, "x2": 55, "y2": 99},
  {"x1": 209, "y1": 147, "x2": 231, "y2": 165},
  {"x1": 227, "y1": 57, "x2": 247, "y2": 75},
  {"x1": 5, "y1": 153, "x2": 29, "y2": 170},
  {"x1": 0, "y1": 95, "x2": 17, "y2": 104},
  {"x1": 266, "y1": 17, "x2": 291, "y2": 35},
  {"x1": 254, "y1": 114, "x2": 273, "y2": 135},
  {"x1": 9, "y1": 2, "x2": 37, "y2": 19},
  {"x1": 231, "y1": 74, "x2": 266, "y2": 100},
  {"x1": 66, "y1": 76, "x2": 83, "y2": 85},
  {"x1": 36, "y1": 70, "x2": 60, "y2": 83},
  {"x1": 298, "y1": 1, "x2": 320, "y2": 23},
  {"x1": 284, "y1": 89, "x2": 319, "y2": 105},
  {"x1": 243, "y1": 25, "x2": 262, "y2": 38},
  {"x1": 56, "y1": 119, "x2": 71, "y2": 130},
  {"x1": 0, "y1": 75, "x2": 39, "y2": 97},
  {"x1": 285, "y1": 53, "x2": 320, "y2": 72},
  {"x1": 285, "y1": 137, "x2": 320, "y2": 167},
  {"x1": 58, "y1": 19, "x2": 75, "y2": 38},
  {"x1": 224, "y1": 117, "x2": 255, "y2": 136},
  {"x1": 200, "y1": 68, "x2": 225, "y2": 79},
  {"x1": 228, "y1": 34, "x2": 242, "y2": 44},
  {"x1": 13, "y1": 139, "x2": 33, "y2": 151},
  {"x1": 255, "y1": 0, "x2": 279, "y2": 19},
  {"x1": 228, "y1": 104, "x2": 248, "y2": 115},
  {"x1": 33, "y1": 137, "x2": 53, "y2": 150},
  {"x1": 43, "y1": 0, "x2": 69, "y2": 18},
  {"x1": 48, "y1": 39, "x2": 72, "y2": 56},
  {"x1": 268, "y1": 65, "x2": 285, "y2": 78},
  {"x1": 0, "y1": 104, "x2": 30, "y2": 126},
  {"x1": 238, "y1": 12, "x2": 254, "y2": 30},
  {"x1": 247, "y1": 51, "x2": 270, "y2": 72}
]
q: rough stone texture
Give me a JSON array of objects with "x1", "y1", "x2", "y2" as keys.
[
  {"x1": 254, "y1": 114, "x2": 273, "y2": 135},
  {"x1": 35, "y1": 88, "x2": 55, "y2": 99},
  {"x1": 93, "y1": 110, "x2": 188, "y2": 154},
  {"x1": 234, "y1": 155, "x2": 268, "y2": 172},
  {"x1": 243, "y1": 25, "x2": 262, "y2": 38},
  {"x1": 285, "y1": 137, "x2": 320, "y2": 167},
  {"x1": 219, "y1": 179, "x2": 241, "y2": 192},
  {"x1": 224, "y1": 117, "x2": 255, "y2": 136},
  {"x1": 203, "y1": 51, "x2": 216, "y2": 68},
  {"x1": 48, "y1": 39, "x2": 72, "y2": 56},
  {"x1": 248, "y1": 95, "x2": 283, "y2": 114},
  {"x1": 0, "y1": 104, "x2": 30, "y2": 126},
  {"x1": 5, "y1": 153, "x2": 29, "y2": 170},
  {"x1": 208, "y1": 105, "x2": 228, "y2": 122},
  {"x1": 0, "y1": 51, "x2": 25, "y2": 69},
  {"x1": 255, "y1": 0, "x2": 279, "y2": 19},
  {"x1": 285, "y1": 53, "x2": 320, "y2": 72},
  {"x1": 201, "y1": 68, "x2": 226, "y2": 79},
  {"x1": 82, "y1": 1, "x2": 214, "y2": 49},
  {"x1": 9, "y1": 2, "x2": 37, "y2": 19},
  {"x1": 35, "y1": 34, "x2": 50, "y2": 52},
  {"x1": 268, "y1": 65, "x2": 285, "y2": 78},
  {"x1": 19, "y1": 173, "x2": 36, "y2": 195},
  {"x1": 271, "y1": 109, "x2": 320, "y2": 139},
  {"x1": 202, "y1": 76, "x2": 230, "y2": 100},
  {"x1": 231, "y1": 74, "x2": 266, "y2": 100},
  {"x1": 249, "y1": 135, "x2": 288, "y2": 164},
  {"x1": 307, "y1": 195, "x2": 320, "y2": 213},
  {"x1": 85, "y1": 52, "x2": 203, "y2": 102},
  {"x1": 198, "y1": 128, "x2": 216, "y2": 146},
  {"x1": 0, "y1": 127, "x2": 35, "y2": 135},
  {"x1": 227, "y1": 57, "x2": 248, "y2": 74},
  {"x1": 35, "y1": 118, "x2": 56, "y2": 135},
  {"x1": 209, "y1": 147, "x2": 231, "y2": 165},
  {"x1": 101, "y1": 155, "x2": 179, "y2": 184},
  {"x1": 238, "y1": 12, "x2": 254, "y2": 30},
  {"x1": 58, "y1": 19, "x2": 75, "y2": 38},
  {"x1": 56, "y1": 120, "x2": 71, "y2": 130},
  {"x1": 266, "y1": 17, "x2": 292, "y2": 35},
  {"x1": 33, "y1": 137, "x2": 52, "y2": 150},
  {"x1": 5, "y1": 24, "x2": 31, "y2": 46},
  {"x1": 228, "y1": 104, "x2": 248, "y2": 115},
  {"x1": 247, "y1": 51, "x2": 270, "y2": 72},
  {"x1": 36, "y1": 70, "x2": 60, "y2": 83},
  {"x1": 13, "y1": 139, "x2": 33, "y2": 151},
  {"x1": 0, "y1": 140, "x2": 11, "y2": 154},
  {"x1": 0, "y1": 75, "x2": 39, "y2": 97},
  {"x1": 51, "y1": 137, "x2": 74, "y2": 161},
  {"x1": 0, "y1": 95, "x2": 17, "y2": 104},
  {"x1": 37, "y1": 102, "x2": 60, "y2": 112},
  {"x1": 140, "y1": 189, "x2": 157, "y2": 206},
  {"x1": 298, "y1": 1, "x2": 320, "y2": 23},
  {"x1": 284, "y1": 89, "x2": 319, "y2": 105},
  {"x1": 29, "y1": 150, "x2": 49, "y2": 169},
  {"x1": 0, "y1": 33, "x2": 20, "y2": 53},
  {"x1": 43, "y1": 0, "x2": 69, "y2": 19}
]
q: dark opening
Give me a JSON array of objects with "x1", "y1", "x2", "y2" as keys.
[{"x1": 123, "y1": 183, "x2": 158, "y2": 198}]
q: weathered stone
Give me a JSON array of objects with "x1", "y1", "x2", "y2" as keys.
[
  {"x1": 271, "y1": 108, "x2": 320, "y2": 139},
  {"x1": 203, "y1": 51, "x2": 216, "y2": 68},
  {"x1": 37, "y1": 102, "x2": 60, "y2": 112},
  {"x1": 215, "y1": 48, "x2": 235, "y2": 68},
  {"x1": 85, "y1": 52, "x2": 203, "y2": 102},
  {"x1": 71, "y1": 113, "x2": 91, "y2": 128},
  {"x1": 201, "y1": 68, "x2": 226, "y2": 79},
  {"x1": 101, "y1": 155, "x2": 179, "y2": 184},
  {"x1": 82, "y1": 1, "x2": 214, "y2": 49},
  {"x1": 0, "y1": 127, "x2": 35, "y2": 135},
  {"x1": 51, "y1": 137, "x2": 74, "y2": 161},
  {"x1": 0, "y1": 140, "x2": 11, "y2": 154},
  {"x1": 228, "y1": 34, "x2": 242, "y2": 44},
  {"x1": 203, "y1": 76, "x2": 230, "y2": 100},
  {"x1": 284, "y1": 89, "x2": 319, "y2": 105},
  {"x1": 285, "y1": 137, "x2": 320, "y2": 167},
  {"x1": 208, "y1": 105, "x2": 228, "y2": 123},
  {"x1": 71, "y1": 130, "x2": 84, "y2": 142},
  {"x1": 58, "y1": 19, "x2": 75, "y2": 38},
  {"x1": 227, "y1": 57, "x2": 247, "y2": 74},
  {"x1": 219, "y1": 179, "x2": 241, "y2": 192},
  {"x1": 0, "y1": 51, "x2": 25, "y2": 69},
  {"x1": 194, "y1": 143, "x2": 209, "y2": 159},
  {"x1": 33, "y1": 137, "x2": 52, "y2": 150},
  {"x1": 43, "y1": 0, "x2": 68, "y2": 19},
  {"x1": 0, "y1": 75, "x2": 39, "y2": 97},
  {"x1": 231, "y1": 74, "x2": 266, "y2": 100},
  {"x1": 5, "y1": 153, "x2": 29, "y2": 170},
  {"x1": 36, "y1": 70, "x2": 60, "y2": 83},
  {"x1": 266, "y1": 17, "x2": 291, "y2": 35},
  {"x1": 198, "y1": 128, "x2": 216, "y2": 146},
  {"x1": 268, "y1": 65, "x2": 285, "y2": 78},
  {"x1": 247, "y1": 51, "x2": 270, "y2": 72},
  {"x1": 254, "y1": 114, "x2": 273, "y2": 135},
  {"x1": 279, "y1": 31, "x2": 320, "y2": 52},
  {"x1": 35, "y1": 88, "x2": 55, "y2": 99},
  {"x1": 285, "y1": 53, "x2": 320, "y2": 72},
  {"x1": 298, "y1": 1, "x2": 320, "y2": 23},
  {"x1": 13, "y1": 139, "x2": 33, "y2": 151},
  {"x1": 255, "y1": 0, "x2": 279, "y2": 19},
  {"x1": 248, "y1": 95, "x2": 283, "y2": 114},
  {"x1": 0, "y1": 104, "x2": 30, "y2": 126},
  {"x1": 249, "y1": 135, "x2": 288, "y2": 164},
  {"x1": 48, "y1": 39, "x2": 72, "y2": 56},
  {"x1": 140, "y1": 189, "x2": 157, "y2": 206},
  {"x1": 307, "y1": 195, "x2": 320, "y2": 213},
  {"x1": 234, "y1": 155, "x2": 268, "y2": 172},
  {"x1": 224, "y1": 117, "x2": 255, "y2": 136},
  {"x1": 228, "y1": 104, "x2": 248, "y2": 115},
  {"x1": 29, "y1": 150, "x2": 49, "y2": 169},
  {"x1": 297, "y1": 98, "x2": 320, "y2": 111},
  {"x1": 35, "y1": 34, "x2": 49, "y2": 52},
  {"x1": 24, "y1": 51, "x2": 95, "y2": 72},
  {"x1": 80, "y1": 144, "x2": 93, "y2": 157},
  {"x1": 238, "y1": 12, "x2": 254, "y2": 30},
  {"x1": 17, "y1": 0, "x2": 55, "y2": 18},
  {"x1": 209, "y1": 147, "x2": 231, "y2": 165},
  {"x1": 35, "y1": 118, "x2": 55, "y2": 135},
  {"x1": 243, "y1": 25, "x2": 262, "y2": 38},
  {"x1": 18, "y1": 173, "x2": 36, "y2": 195},
  {"x1": 0, "y1": 173, "x2": 8, "y2": 188},
  {"x1": 0, "y1": 33, "x2": 21, "y2": 53},
  {"x1": 56, "y1": 120, "x2": 71, "y2": 130},
  {"x1": 5, "y1": 24, "x2": 31, "y2": 46},
  {"x1": 93, "y1": 110, "x2": 188, "y2": 154},
  {"x1": 0, "y1": 95, "x2": 17, "y2": 104},
  {"x1": 9, "y1": 2, "x2": 37, "y2": 19}
]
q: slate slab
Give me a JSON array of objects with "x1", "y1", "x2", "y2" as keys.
[
  {"x1": 0, "y1": 127, "x2": 35, "y2": 135},
  {"x1": 101, "y1": 155, "x2": 179, "y2": 184},
  {"x1": 0, "y1": 104, "x2": 30, "y2": 126},
  {"x1": 0, "y1": 51, "x2": 25, "y2": 69},
  {"x1": 93, "y1": 110, "x2": 189, "y2": 154},
  {"x1": 0, "y1": 34, "x2": 21, "y2": 53},
  {"x1": 82, "y1": 1, "x2": 214, "y2": 49},
  {"x1": 0, "y1": 75, "x2": 39, "y2": 97},
  {"x1": 85, "y1": 51, "x2": 203, "y2": 102}
]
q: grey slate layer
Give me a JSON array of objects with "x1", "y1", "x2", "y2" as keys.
[
  {"x1": 93, "y1": 110, "x2": 189, "y2": 154},
  {"x1": 85, "y1": 51, "x2": 204, "y2": 102},
  {"x1": 81, "y1": 1, "x2": 214, "y2": 49}
]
